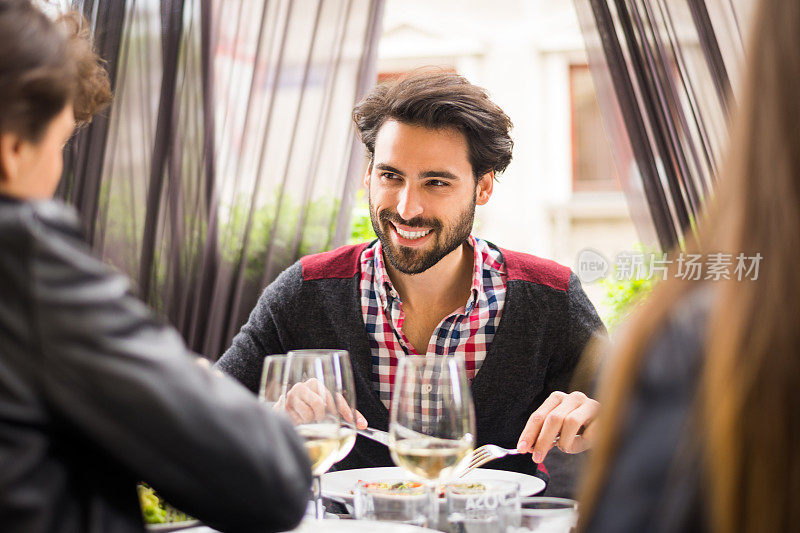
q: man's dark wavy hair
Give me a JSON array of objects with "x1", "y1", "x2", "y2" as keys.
[{"x1": 352, "y1": 70, "x2": 513, "y2": 181}]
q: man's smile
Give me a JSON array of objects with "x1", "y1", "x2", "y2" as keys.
[{"x1": 390, "y1": 221, "x2": 434, "y2": 245}]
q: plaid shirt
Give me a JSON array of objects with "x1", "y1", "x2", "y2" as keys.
[{"x1": 360, "y1": 236, "x2": 507, "y2": 408}]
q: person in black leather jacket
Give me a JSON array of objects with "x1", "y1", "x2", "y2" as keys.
[{"x1": 0, "y1": 2, "x2": 311, "y2": 532}]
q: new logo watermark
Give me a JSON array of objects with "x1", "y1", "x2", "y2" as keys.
[{"x1": 576, "y1": 248, "x2": 610, "y2": 283}]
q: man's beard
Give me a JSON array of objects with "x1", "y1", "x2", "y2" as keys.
[{"x1": 369, "y1": 194, "x2": 476, "y2": 275}]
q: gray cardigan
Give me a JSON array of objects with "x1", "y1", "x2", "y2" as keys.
[{"x1": 217, "y1": 241, "x2": 605, "y2": 481}]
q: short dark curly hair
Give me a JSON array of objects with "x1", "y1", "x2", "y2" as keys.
[
  {"x1": 353, "y1": 70, "x2": 513, "y2": 181},
  {"x1": 0, "y1": 0, "x2": 111, "y2": 142}
]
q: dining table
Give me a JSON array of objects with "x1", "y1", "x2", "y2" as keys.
[
  {"x1": 158, "y1": 515, "x2": 442, "y2": 533},
  {"x1": 150, "y1": 457, "x2": 550, "y2": 533}
]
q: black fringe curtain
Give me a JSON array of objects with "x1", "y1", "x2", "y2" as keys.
[
  {"x1": 57, "y1": 0, "x2": 385, "y2": 359},
  {"x1": 574, "y1": 0, "x2": 754, "y2": 251}
]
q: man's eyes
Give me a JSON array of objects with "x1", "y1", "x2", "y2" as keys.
[{"x1": 378, "y1": 173, "x2": 450, "y2": 187}]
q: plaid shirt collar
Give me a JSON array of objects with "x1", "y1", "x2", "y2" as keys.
[
  {"x1": 360, "y1": 235, "x2": 507, "y2": 406},
  {"x1": 372, "y1": 234, "x2": 487, "y2": 316}
]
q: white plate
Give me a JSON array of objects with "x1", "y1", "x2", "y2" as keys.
[
  {"x1": 172, "y1": 519, "x2": 437, "y2": 533},
  {"x1": 146, "y1": 521, "x2": 201, "y2": 532},
  {"x1": 292, "y1": 518, "x2": 439, "y2": 533},
  {"x1": 322, "y1": 466, "x2": 546, "y2": 502}
]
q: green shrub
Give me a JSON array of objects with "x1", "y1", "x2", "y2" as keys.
[
  {"x1": 349, "y1": 188, "x2": 375, "y2": 243},
  {"x1": 600, "y1": 244, "x2": 659, "y2": 331}
]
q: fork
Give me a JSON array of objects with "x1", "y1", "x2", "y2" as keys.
[{"x1": 458, "y1": 444, "x2": 521, "y2": 477}]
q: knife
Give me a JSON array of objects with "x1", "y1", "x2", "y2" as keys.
[{"x1": 354, "y1": 426, "x2": 390, "y2": 447}]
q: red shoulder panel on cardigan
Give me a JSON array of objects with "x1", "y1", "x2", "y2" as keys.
[
  {"x1": 301, "y1": 242, "x2": 370, "y2": 281},
  {"x1": 500, "y1": 248, "x2": 571, "y2": 292}
]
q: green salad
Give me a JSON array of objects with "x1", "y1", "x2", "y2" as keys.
[{"x1": 137, "y1": 483, "x2": 192, "y2": 524}]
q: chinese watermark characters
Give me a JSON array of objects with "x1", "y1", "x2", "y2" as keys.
[{"x1": 576, "y1": 248, "x2": 762, "y2": 283}]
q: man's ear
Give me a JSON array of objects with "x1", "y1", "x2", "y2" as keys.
[
  {"x1": 475, "y1": 171, "x2": 494, "y2": 205},
  {"x1": 363, "y1": 162, "x2": 373, "y2": 188}
]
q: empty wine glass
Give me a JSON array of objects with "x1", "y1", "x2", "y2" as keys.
[
  {"x1": 259, "y1": 354, "x2": 288, "y2": 406},
  {"x1": 518, "y1": 498, "x2": 578, "y2": 532},
  {"x1": 389, "y1": 356, "x2": 476, "y2": 483}
]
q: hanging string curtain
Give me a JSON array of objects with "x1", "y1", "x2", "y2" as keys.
[
  {"x1": 57, "y1": 0, "x2": 384, "y2": 359},
  {"x1": 573, "y1": 0, "x2": 753, "y2": 251},
  {"x1": 56, "y1": 0, "x2": 127, "y2": 232}
]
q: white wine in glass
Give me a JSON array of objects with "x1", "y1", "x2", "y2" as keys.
[
  {"x1": 331, "y1": 350, "x2": 358, "y2": 461},
  {"x1": 260, "y1": 353, "x2": 341, "y2": 519},
  {"x1": 288, "y1": 349, "x2": 359, "y2": 463},
  {"x1": 389, "y1": 356, "x2": 476, "y2": 482},
  {"x1": 336, "y1": 426, "x2": 357, "y2": 462},
  {"x1": 296, "y1": 422, "x2": 341, "y2": 475},
  {"x1": 390, "y1": 435, "x2": 473, "y2": 480}
]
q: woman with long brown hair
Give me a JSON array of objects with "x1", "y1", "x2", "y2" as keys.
[{"x1": 579, "y1": 0, "x2": 800, "y2": 531}]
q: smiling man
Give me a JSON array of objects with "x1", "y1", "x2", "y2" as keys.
[{"x1": 217, "y1": 71, "x2": 606, "y2": 493}]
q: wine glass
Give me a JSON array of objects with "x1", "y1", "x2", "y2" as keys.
[
  {"x1": 260, "y1": 353, "x2": 341, "y2": 519},
  {"x1": 287, "y1": 350, "x2": 358, "y2": 463},
  {"x1": 518, "y1": 498, "x2": 578, "y2": 532},
  {"x1": 259, "y1": 354, "x2": 288, "y2": 406},
  {"x1": 389, "y1": 356, "x2": 476, "y2": 483}
]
